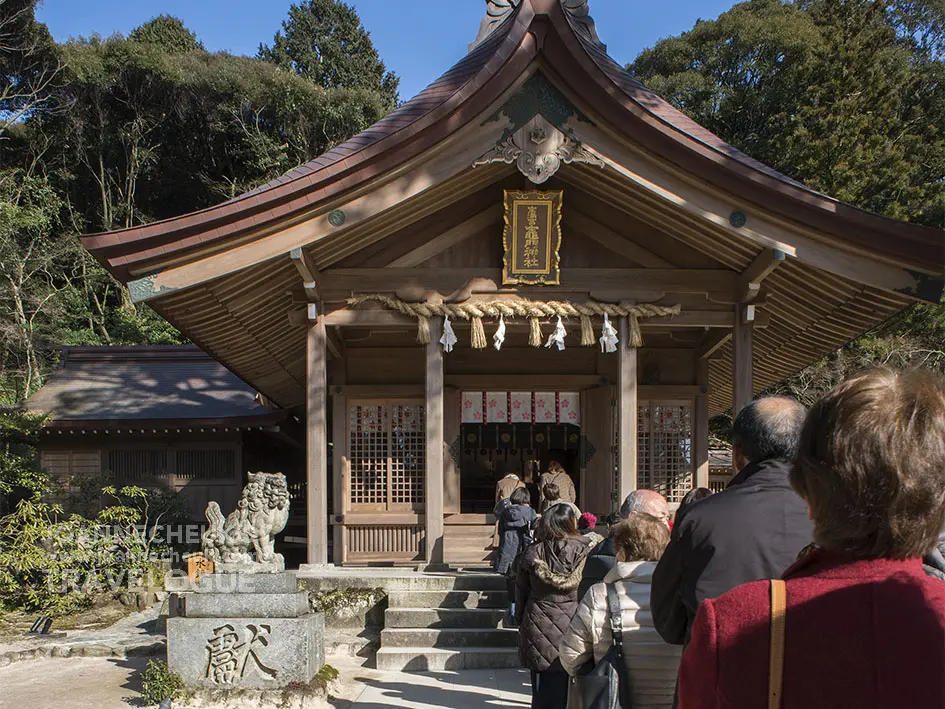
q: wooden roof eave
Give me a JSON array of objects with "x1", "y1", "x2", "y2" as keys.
[
  {"x1": 530, "y1": 6, "x2": 944, "y2": 287},
  {"x1": 40, "y1": 410, "x2": 290, "y2": 431}
]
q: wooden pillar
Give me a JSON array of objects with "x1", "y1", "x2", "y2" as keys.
[
  {"x1": 617, "y1": 318, "x2": 638, "y2": 503},
  {"x1": 331, "y1": 391, "x2": 347, "y2": 565},
  {"x1": 306, "y1": 311, "x2": 328, "y2": 565},
  {"x1": 425, "y1": 317, "x2": 445, "y2": 567},
  {"x1": 733, "y1": 304, "x2": 754, "y2": 415},
  {"x1": 694, "y1": 360, "x2": 710, "y2": 490}
]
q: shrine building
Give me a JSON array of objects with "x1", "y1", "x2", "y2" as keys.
[{"x1": 80, "y1": 0, "x2": 944, "y2": 567}]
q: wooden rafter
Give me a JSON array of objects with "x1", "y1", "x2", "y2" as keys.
[
  {"x1": 695, "y1": 330, "x2": 732, "y2": 360},
  {"x1": 567, "y1": 209, "x2": 673, "y2": 268},
  {"x1": 737, "y1": 248, "x2": 785, "y2": 302},
  {"x1": 386, "y1": 205, "x2": 502, "y2": 268},
  {"x1": 290, "y1": 247, "x2": 322, "y2": 301}
]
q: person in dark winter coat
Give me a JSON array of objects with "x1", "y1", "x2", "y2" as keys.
[
  {"x1": 923, "y1": 527, "x2": 945, "y2": 581},
  {"x1": 678, "y1": 369, "x2": 945, "y2": 709},
  {"x1": 516, "y1": 503, "x2": 592, "y2": 709},
  {"x1": 495, "y1": 486, "x2": 538, "y2": 623},
  {"x1": 580, "y1": 489, "x2": 670, "y2": 599},
  {"x1": 651, "y1": 396, "x2": 812, "y2": 648}
]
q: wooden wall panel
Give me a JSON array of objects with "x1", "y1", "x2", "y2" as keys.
[
  {"x1": 582, "y1": 385, "x2": 615, "y2": 517},
  {"x1": 345, "y1": 347, "x2": 424, "y2": 384}
]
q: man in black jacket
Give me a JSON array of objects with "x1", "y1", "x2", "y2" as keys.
[
  {"x1": 650, "y1": 396, "x2": 812, "y2": 646},
  {"x1": 579, "y1": 489, "x2": 669, "y2": 599}
]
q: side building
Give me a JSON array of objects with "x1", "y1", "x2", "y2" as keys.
[{"x1": 25, "y1": 346, "x2": 304, "y2": 548}]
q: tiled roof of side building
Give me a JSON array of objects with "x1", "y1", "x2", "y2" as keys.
[{"x1": 24, "y1": 346, "x2": 285, "y2": 424}]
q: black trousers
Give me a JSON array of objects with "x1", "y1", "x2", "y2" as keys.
[{"x1": 530, "y1": 670, "x2": 569, "y2": 709}]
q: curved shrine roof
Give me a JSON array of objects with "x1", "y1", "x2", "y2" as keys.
[{"x1": 81, "y1": 0, "x2": 943, "y2": 280}]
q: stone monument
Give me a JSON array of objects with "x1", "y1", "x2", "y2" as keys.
[{"x1": 166, "y1": 472, "x2": 324, "y2": 689}]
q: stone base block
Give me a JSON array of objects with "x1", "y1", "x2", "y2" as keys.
[
  {"x1": 167, "y1": 613, "x2": 324, "y2": 689},
  {"x1": 194, "y1": 573, "x2": 300, "y2": 595},
  {"x1": 184, "y1": 591, "x2": 310, "y2": 618},
  {"x1": 214, "y1": 558, "x2": 284, "y2": 575}
]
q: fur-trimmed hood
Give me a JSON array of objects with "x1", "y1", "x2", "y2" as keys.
[{"x1": 525, "y1": 537, "x2": 593, "y2": 591}]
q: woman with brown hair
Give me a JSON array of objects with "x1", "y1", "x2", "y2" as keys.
[
  {"x1": 516, "y1": 503, "x2": 592, "y2": 709},
  {"x1": 560, "y1": 513, "x2": 682, "y2": 708},
  {"x1": 676, "y1": 369, "x2": 945, "y2": 709},
  {"x1": 539, "y1": 460, "x2": 576, "y2": 513}
]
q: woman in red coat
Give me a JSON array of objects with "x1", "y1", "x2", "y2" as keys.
[{"x1": 677, "y1": 369, "x2": 945, "y2": 709}]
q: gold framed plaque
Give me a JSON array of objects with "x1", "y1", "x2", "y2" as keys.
[{"x1": 502, "y1": 189, "x2": 562, "y2": 285}]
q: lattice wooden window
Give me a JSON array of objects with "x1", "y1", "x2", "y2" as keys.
[
  {"x1": 108, "y1": 449, "x2": 167, "y2": 482},
  {"x1": 637, "y1": 404, "x2": 651, "y2": 493},
  {"x1": 390, "y1": 404, "x2": 425, "y2": 505},
  {"x1": 638, "y1": 402, "x2": 693, "y2": 504},
  {"x1": 348, "y1": 400, "x2": 424, "y2": 511},
  {"x1": 41, "y1": 450, "x2": 102, "y2": 478},
  {"x1": 175, "y1": 449, "x2": 237, "y2": 481}
]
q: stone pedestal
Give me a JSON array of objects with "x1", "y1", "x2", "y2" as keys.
[{"x1": 166, "y1": 573, "x2": 324, "y2": 689}]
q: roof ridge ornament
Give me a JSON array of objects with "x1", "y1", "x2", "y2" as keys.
[
  {"x1": 473, "y1": 114, "x2": 604, "y2": 184},
  {"x1": 469, "y1": 0, "x2": 605, "y2": 53}
]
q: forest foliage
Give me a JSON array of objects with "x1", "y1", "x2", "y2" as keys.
[
  {"x1": 630, "y1": 0, "x2": 945, "y2": 407},
  {"x1": 0, "y1": 0, "x2": 394, "y2": 404},
  {"x1": 0, "y1": 0, "x2": 943, "y2": 411}
]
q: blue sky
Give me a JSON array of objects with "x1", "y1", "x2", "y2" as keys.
[{"x1": 37, "y1": 1, "x2": 739, "y2": 100}]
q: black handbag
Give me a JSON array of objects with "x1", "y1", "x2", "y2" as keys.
[{"x1": 566, "y1": 583, "x2": 633, "y2": 709}]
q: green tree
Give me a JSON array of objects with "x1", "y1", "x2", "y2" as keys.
[
  {"x1": 0, "y1": 0, "x2": 61, "y2": 138},
  {"x1": 260, "y1": 0, "x2": 400, "y2": 108},
  {"x1": 128, "y1": 14, "x2": 205, "y2": 53},
  {"x1": 630, "y1": 0, "x2": 945, "y2": 226},
  {"x1": 631, "y1": 0, "x2": 945, "y2": 408},
  {"x1": 0, "y1": 14, "x2": 390, "y2": 404}
]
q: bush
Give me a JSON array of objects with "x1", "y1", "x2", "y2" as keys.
[
  {"x1": 141, "y1": 659, "x2": 186, "y2": 705},
  {"x1": 0, "y1": 485, "x2": 178, "y2": 614}
]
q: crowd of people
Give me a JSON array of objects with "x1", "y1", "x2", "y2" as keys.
[{"x1": 492, "y1": 368, "x2": 945, "y2": 709}]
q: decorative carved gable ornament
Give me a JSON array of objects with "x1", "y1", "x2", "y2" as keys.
[
  {"x1": 473, "y1": 114, "x2": 604, "y2": 184},
  {"x1": 469, "y1": 0, "x2": 605, "y2": 53}
]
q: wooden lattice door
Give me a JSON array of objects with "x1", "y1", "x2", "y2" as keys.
[
  {"x1": 638, "y1": 400, "x2": 694, "y2": 504},
  {"x1": 347, "y1": 399, "x2": 425, "y2": 512}
]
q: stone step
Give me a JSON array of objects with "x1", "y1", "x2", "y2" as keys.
[
  {"x1": 298, "y1": 572, "x2": 504, "y2": 593},
  {"x1": 444, "y1": 526, "x2": 497, "y2": 538},
  {"x1": 385, "y1": 607, "x2": 505, "y2": 629},
  {"x1": 387, "y1": 589, "x2": 508, "y2": 609},
  {"x1": 447, "y1": 574, "x2": 505, "y2": 590},
  {"x1": 444, "y1": 540, "x2": 495, "y2": 554},
  {"x1": 381, "y1": 628, "x2": 517, "y2": 648},
  {"x1": 376, "y1": 646, "x2": 520, "y2": 671},
  {"x1": 444, "y1": 551, "x2": 494, "y2": 564}
]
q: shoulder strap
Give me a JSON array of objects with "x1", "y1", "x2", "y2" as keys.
[
  {"x1": 605, "y1": 583, "x2": 623, "y2": 649},
  {"x1": 768, "y1": 579, "x2": 786, "y2": 709}
]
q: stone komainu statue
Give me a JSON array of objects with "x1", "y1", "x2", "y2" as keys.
[{"x1": 202, "y1": 472, "x2": 290, "y2": 569}]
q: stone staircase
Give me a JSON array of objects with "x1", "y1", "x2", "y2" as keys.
[{"x1": 375, "y1": 573, "x2": 520, "y2": 670}]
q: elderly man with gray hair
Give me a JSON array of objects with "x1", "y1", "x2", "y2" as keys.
[
  {"x1": 650, "y1": 396, "x2": 812, "y2": 650},
  {"x1": 579, "y1": 488, "x2": 671, "y2": 599}
]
